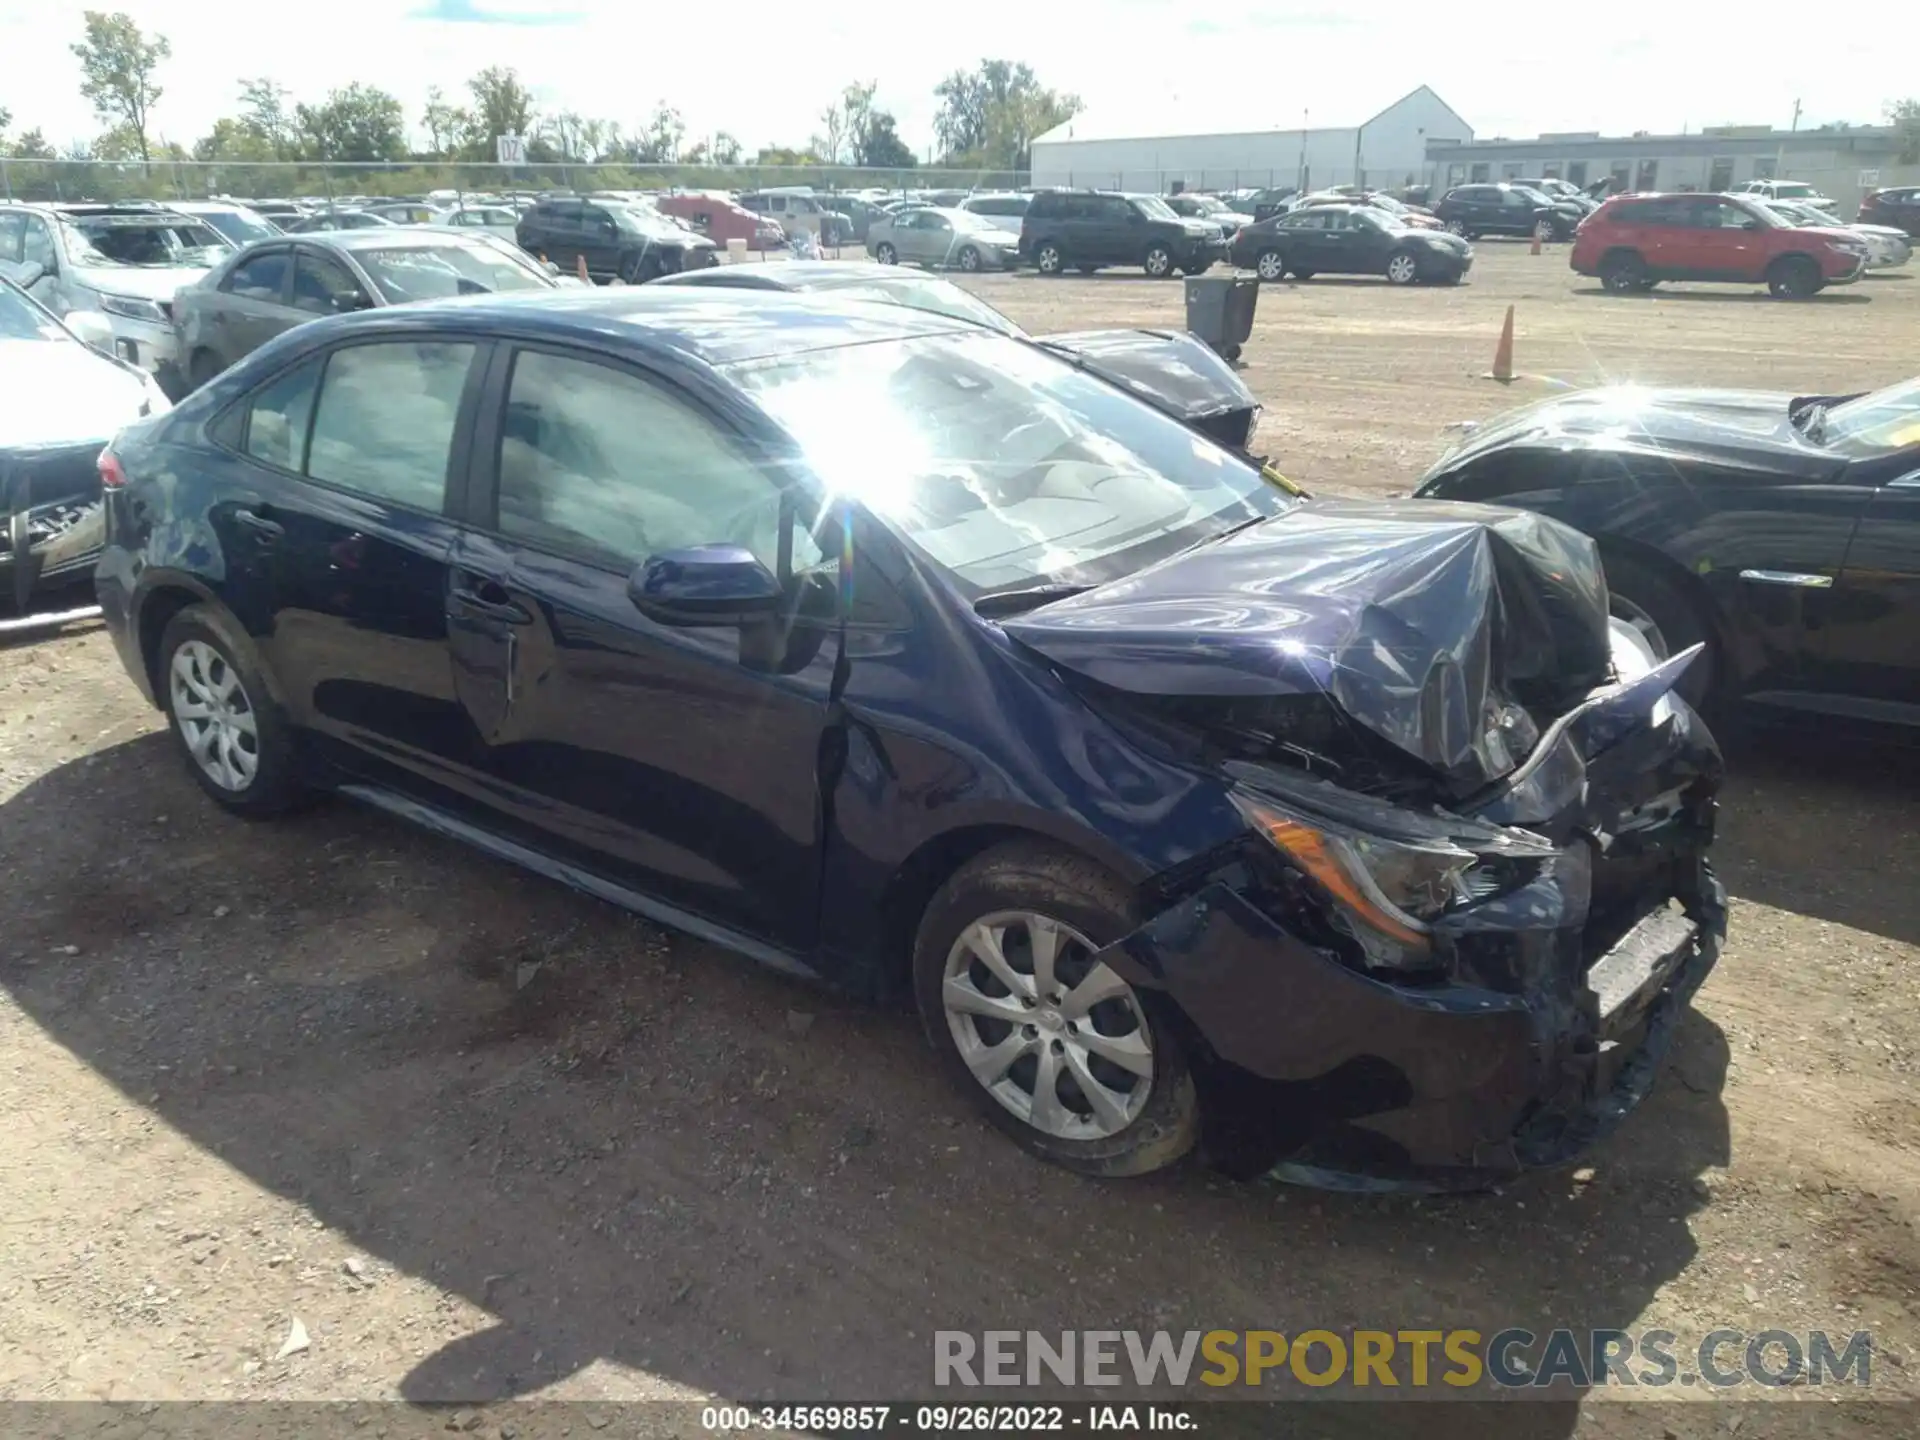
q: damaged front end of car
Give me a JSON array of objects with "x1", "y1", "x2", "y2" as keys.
[{"x1": 1004, "y1": 500, "x2": 1725, "y2": 1188}]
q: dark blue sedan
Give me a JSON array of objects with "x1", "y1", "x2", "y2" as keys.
[{"x1": 95, "y1": 287, "x2": 1725, "y2": 1187}]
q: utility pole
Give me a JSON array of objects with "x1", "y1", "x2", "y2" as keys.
[{"x1": 1298, "y1": 108, "x2": 1309, "y2": 192}]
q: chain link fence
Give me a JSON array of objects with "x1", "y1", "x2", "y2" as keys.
[{"x1": 0, "y1": 158, "x2": 1030, "y2": 205}]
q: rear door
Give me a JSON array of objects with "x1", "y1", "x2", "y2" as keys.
[
  {"x1": 533, "y1": 201, "x2": 585, "y2": 270},
  {"x1": 446, "y1": 341, "x2": 840, "y2": 950},
  {"x1": 206, "y1": 246, "x2": 295, "y2": 366},
  {"x1": 212, "y1": 335, "x2": 484, "y2": 789}
]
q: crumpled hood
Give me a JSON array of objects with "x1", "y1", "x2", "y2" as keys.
[
  {"x1": 69, "y1": 265, "x2": 206, "y2": 304},
  {"x1": 1422, "y1": 385, "x2": 1843, "y2": 481},
  {"x1": 0, "y1": 338, "x2": 148, "y2": 448},
  {"x1": 1002, "y1": 498, "x2": 1613, "y2": 787},
  {"x1": 1039, "y1": 328, "x2": 1258, "y2": 422}
]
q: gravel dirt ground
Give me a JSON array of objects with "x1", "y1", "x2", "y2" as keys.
[{"x1": 1, "y1": 243, "x2": 1916, "y2": 1438}]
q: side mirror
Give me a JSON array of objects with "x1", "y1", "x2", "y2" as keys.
[
  {"x1": 1741, "y1": 220, "x2": 1762, "y2": 231},
  {"x1": 14, "y1": 261, "x2": 46, "y2": 288},
  {"x1": 628, "y1": 544, "x2": 783, "y2": 627},
  {"x1": 65, "y1": 309, "x2": 116, "y2": 352},
  {"x1": 331, "y1": 289, "x2": 372, "y2": 313}
]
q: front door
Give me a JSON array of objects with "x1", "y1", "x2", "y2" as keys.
[
  {"x1": 1805, "y1": 454, "x2": 1920, "y2": 720},
  {"x1": 219, "y1": 336, "x2": 484, "y2": 787},
  {"x1": 447, "y1": 341, "x2": 839, "y2": 951},
  {"x1": 577, "y1": 205, "x2": 624, "y2": 279},
  {"x1": 1684, "y1": 197, "x2": 1768, "y2": 281}
]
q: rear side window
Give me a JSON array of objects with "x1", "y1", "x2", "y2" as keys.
[
  {"x1": 242, "y1": 357, "x2": 323, "y2": 472},
  {"x1": 306, "y1": 341, "x2": 477, "y2": 512},
  {"x1": 224, "y1": 251, "x2": 288, "y2": 300}
]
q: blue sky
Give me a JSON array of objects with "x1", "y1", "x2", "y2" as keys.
[{"x1": 1, "y1": 0, "x2": 1910, "y2": 160}]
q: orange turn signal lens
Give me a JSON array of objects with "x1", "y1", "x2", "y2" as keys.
[{"x1": 1239, "y1": 806, "x2": 1433, "y2": 952}]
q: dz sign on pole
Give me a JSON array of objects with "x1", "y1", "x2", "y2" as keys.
[{"x1": 496, "y1": 133, "x2": 527, "y2": 166}]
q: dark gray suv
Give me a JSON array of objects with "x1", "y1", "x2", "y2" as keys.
[{"x1": 1017, "y1": 191, "x2": 1229, "y2": 278}]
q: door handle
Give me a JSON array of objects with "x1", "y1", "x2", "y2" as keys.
[
  {"x1": 450, "y1": 586, "x2": 533, "y2": 625},
  {"x1": 233, "y1": 507, "x2": 284, "y2": 542}
]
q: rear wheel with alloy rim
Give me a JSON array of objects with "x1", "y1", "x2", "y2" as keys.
[
  {"x1": 1533, "y1": 218, "x2": 1556, "y2": 242},
  {"x1": 1035, "y1": 241, "x2": 1066, "y2": 275},
  {"x1": 913, "y1": 841, "x2": 1198, "y2": 1176},
  {"x1": 1255, "y1": 249, "x2": 1286, "y2": 281},
  {"x1": 1386, "y1": 250, "x2": 1419, "y2": 284},
  {"x1": 159, "y1": 605, "x2": 305, "y2": 816},
  {"x1": 1143, "y1": 243, "x2": 1175, "y2": 278},
  {"x1": 874, "y1": 242, "x2": 897, "y2": 265}
]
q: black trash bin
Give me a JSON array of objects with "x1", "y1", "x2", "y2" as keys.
[{"x1": 1184, "y1": 273, "x2": 1259, "y2": 362}]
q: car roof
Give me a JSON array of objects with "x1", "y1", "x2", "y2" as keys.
[
  {"x1": 285, "y1": 227, "x2": 493, "y2": 252},
  {"x1": 653, "y1": 261, "x2": 941, "y2": 292},
  {"x1": 296, "y1": 285, "x2": 978, "y2": 368}
]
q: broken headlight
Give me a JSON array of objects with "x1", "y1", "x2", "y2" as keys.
[{"x1": 1228, "y1": 777, "x2": 1555, "y2": 970}]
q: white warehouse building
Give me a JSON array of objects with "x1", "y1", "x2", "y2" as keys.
[{"x1": 1028, "y1": 86, "x2": 1473, "y2": 195}]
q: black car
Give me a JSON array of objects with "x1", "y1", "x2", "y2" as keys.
[
  {"x1": 651, "y1": 261, "x2": 1263, "y2": 449},
  {"x1": 1859, "y1": 186, "x2": 1920, "y2": 238},
  {"x1": 1433, "y1": 183, "x2": 1583, "y2": 242},
  {"x1": 1245, "y1": 187, "x2": 1299, "y2": 222},
  {"x1": 95, "y1": 286, "x2": 1722, "y2": 1189},
  {"x1": 1229, "y1": 203, "x2": 1473, "y2": 285},
  {"x1": 515, "y1": 197, "x2": 717, "y2": 282},
  {"x1": 1415, "y1": 379, "x2": 1920, "y2": 728},
  {"x1": 1019, "y1": 190, "x2": 1230, "y2": 278}
]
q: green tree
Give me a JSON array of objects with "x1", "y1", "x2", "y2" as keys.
[
  {"x1": 0, "y1": 105, "x2": 11, "y2": 147},
  {"x1": 711, "y1": 131, "x2": 743, "y2": 166},
  {"x1": 13, "y1": 129, "x2": 57, "y2": 160},
  {"x1": 755, "y1": 144, "x2": 821, "y2": 167},
  {"x1": 854, "y1": 109, "x2": 917, "y2": 169},
  {"x1": 193, "y1": 116, "x2": 277, "y2": 164},
  {"x1": 238, "y1": 77, "x2": 295, "y2": 158},
  {"x1": 420, "y1": 85, "x2": 464, "y2": 157},
  {"x1": 1891, "y1": 99, "x2": 1920, "y2": 164},
  {"x1": 295, "y1": 83, "x2": 407, "y2": 162},
  {"x1": 71, "y1": 10, "x2": 170, "y2": 165},
  {"x1": 932, "y1": 59, "x2": 1079, "y2": 168},
  {"x1": 465, "y1": 66, "x2": 537, "y2": 156},
  {"x1": 631, "y1": 103, "x2": 685, "y2": 163}
]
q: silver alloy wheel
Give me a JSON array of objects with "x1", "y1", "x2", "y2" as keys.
[
  {"x1": 942, "y1": 910, "x2": 1154, "y2": 1141},
  {"x1": 957, "y1": 245, "x2": 980, "y2": 271},
  {"x1": 1037, "y1": 244, "x2": 1062, "y2": 273},
  {"x1": 1256, "y1": 250, "x2": 1285, "y2": 281},
  {"x1": 169, "y1": 639, "x2": 260, "y2": 792},
  {"x1": 1145, "y1": 246, "x2": 1172, "y2": 277},
  {"x1": 1533, "y1": 218, "x2": 1555, "y2": 242},
  {"x1": 1446, "y1": 219, "x2": 1467, "y2": 236},
  {"x1": 1387, "y1": 253, "x2": 1418, "y2": 284},
  {"x1": 875, "y1": 243, "x2": 897, "y2": 265},
  {"x1": 1609, "y1": 593, "x2": 1671, "y2": 659}
]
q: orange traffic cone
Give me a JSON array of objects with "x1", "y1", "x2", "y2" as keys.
[
  {"x1": 1487, "y1": 305, "x2": 1516, "y2": 383},
  {"x1": 577, "y1": 254, "x2": 590, "y2": 285}
]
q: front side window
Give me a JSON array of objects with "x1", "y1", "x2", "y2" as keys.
[
  {"x1": 292, "y1": 250, "x2": 366, "y2": 315},
  {"x1": 496, "y1": 349, "x2": 820, "y2": 574},
  {"x1": 306, "y1": 341, "x2": 476, "y2": 511},
  {"x1": 733, "y1": 333, "x2": 1292, "y2": 595}
]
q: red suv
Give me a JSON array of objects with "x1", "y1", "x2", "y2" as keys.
[{"x1": 1570, "y1": 192, "x2": 1870, "y2": 299}]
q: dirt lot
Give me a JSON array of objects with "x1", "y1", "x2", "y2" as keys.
[{"x1": 1, "y1": 244, "x2": 1917, "y2": 1436}]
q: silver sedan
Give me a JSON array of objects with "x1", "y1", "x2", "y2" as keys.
[{"x1": 866, "y1": 208, "x2": 1021, "y2": 272}]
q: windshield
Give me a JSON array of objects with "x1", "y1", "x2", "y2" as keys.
[
  {"x1": 197, "y1": 209, "x2": 281, "y2": 245},
  {"x1": 0, "y1": 282, "x2": 72, "y2": 342},
  {"x1": 1132, "y1": 196, "x2": 1179, "y2": 222},
  {"x1": 63, "y1": 218, "x2": 231, "y2": 268},
  {"x1": 356, "y1": 244, "x2": 552, "y2": 302},
  {"x1": 732, "y1": 333, "x2": 1292, "y2": 594},
  {"x1": 821, "y1": 277, "x2": 1022, "y2": 337},
  {"x1": 1819, "y1": 378, "x2": 1920, "y2": 454},
  {"x1": 949, "y1": 209, "x2": 1012, "y2": 235},
  {"x1": 1367, "y1": 194, "x2": 1409, "y2": 214},
  {"x1": 1513, "y1": 186, "x2": 1555, "y2": 207},
  {"x1": 1771, "y1": 183, "x2": 1818, "y2": 199}
]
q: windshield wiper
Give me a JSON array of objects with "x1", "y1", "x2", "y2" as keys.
[{"x1": 973, "y1": 583, "x2": 1096, "y2": 618}]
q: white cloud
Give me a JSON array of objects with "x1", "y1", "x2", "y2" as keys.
[{"x1": 1, "y1": 0, "x2": 1911, "y2": 159}]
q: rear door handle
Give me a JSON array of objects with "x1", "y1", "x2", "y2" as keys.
[
  {"x1": 234, "y1": 508, "x2": 284, "y2": 542},
  {"x1": 450, "y1": 586, "x2": 533, "y2": 625}
]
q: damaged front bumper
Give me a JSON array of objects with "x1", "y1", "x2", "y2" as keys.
[{"x1": 1101, "y1": 650, "x2": 1727, "y2": 1191}]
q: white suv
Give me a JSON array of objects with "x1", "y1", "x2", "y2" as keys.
[
  {"x1": 0, "y1": 202, "x2": 233, "y2": 392},
  {"x1": 1736, "y1": 179, "x2": 1838, "y2": 213}
]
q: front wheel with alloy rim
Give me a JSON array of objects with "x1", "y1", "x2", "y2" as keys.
[
  {"x1": 873, "y1": 242, "x2": 897, "y2": 265},
  {"x1": 955, "y1": 244, "x2": 981, "y2": 272},
  {"x1": 159, "y1": 605, "x2": 306, "y2": 816},
  {"x1": 1143, "y1": 244, "x2": 1175, "y2": 278},
  {"x1": 1385, "y1": 250, "x2": 1419, "y2": 285},
  {"x1": 1034, "y1": 242, "x2": 1066, "y2": 275},
  {"x1": 913, "y1": 841, "x2": 1198, "y2": 1176},
  {"x1": 1255, "y1": 249, "x2": 1286, "y2": 281},
  {"x1": 1767, "y1": 255, "x2": 1820, "y2": 299},
  {"x1": 1533, "y1": 218, "x2": 1557, "y2": 242},
  {"x1": 1602, "y1": 550, "x2": 1715, "y2": 706},
  {"x1": 1600, "y1": 252, "x2": 1648, "y2": 293}
]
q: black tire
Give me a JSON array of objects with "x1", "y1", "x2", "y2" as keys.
[
  {"x1": 1602, "y1": 550, "x2": 1716, "y2": 706},
  {"x1": 1254, "y1": 249, "x2": 1286, "y2": 282},
  {"x1": 1766, "y1": 255, "x2": 1820, "y2": 300},
  {"x1": 912, "y1": 841, "x2": 1200, "y2": 1178},
  {"x1": 157, "y1": 604, "x2": 307, "y2": 818},
  {"x1": 187, "y1": 348, "x2": 224, "y2": 391},
  {"x1": 1600, "y1": 251, "x2": 1648, "y2": 293},
  {"x1": 1385, "y1": 249, "x2": 1420, "y2": 285},
  {"x1": 1221, "y1": 342, "x2": 1242, "y2": 362},
  {"x1": 1143, "y1": 243, "x2": 1176, "y2": 279},
  {"x1": 955, "y1": 244, "x2": 981, "y2": 272},
  {"x1": 1034, "y1": 241, "x2": 1066, "y2": 276},
  {"x1": 874, "y1": 242, "x2": 897, "y2": 265}
]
